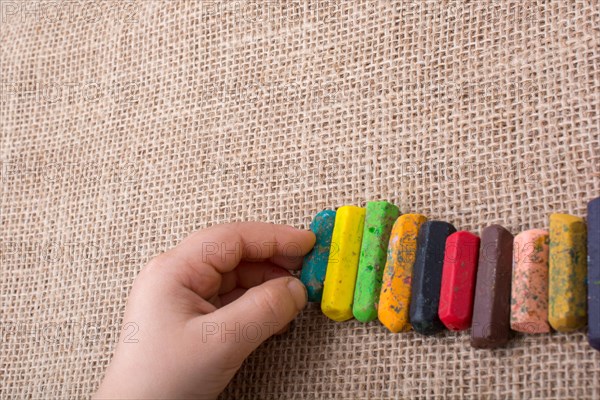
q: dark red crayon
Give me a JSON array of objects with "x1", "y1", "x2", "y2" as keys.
[{"x1": 471, "y1": 225, "x2": 514, "y2": 349}]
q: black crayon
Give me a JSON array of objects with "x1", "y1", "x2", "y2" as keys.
[{"x1": 409, "y1": 221, "x2": 457, "y2": 335}]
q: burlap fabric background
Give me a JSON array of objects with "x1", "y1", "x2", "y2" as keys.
[{"x1": 1, "y1": 0, "x2": 600, "y2": 398}]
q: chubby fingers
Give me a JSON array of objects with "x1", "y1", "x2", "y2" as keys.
[
  {"x1": 157, "y1": 222, "x2": 315, "y2": 300},
  {"x1": 215, "y1": 261, "x2": 293, "y2": 307},
  {"x1": 177, "y1": 222, "x2": 314, "y2": 271},
  {"x1": 218, "y1": 261, "x2": 292, "y2": 295},
  {"x1": 192, "y1": 277, "x2": 308, "y2": 364}
]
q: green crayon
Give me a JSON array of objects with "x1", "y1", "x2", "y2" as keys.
[{"x1": 353, "y1": 201, "x2": 401, "y2": 322}]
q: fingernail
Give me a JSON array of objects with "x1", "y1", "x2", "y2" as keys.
[{"x1": 287, "y1": 278, "x2": 307, "y2": 310}]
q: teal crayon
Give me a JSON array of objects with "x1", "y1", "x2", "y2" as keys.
[{"x1": 300, "y1": 210, "x2": 336, "y2": 302}]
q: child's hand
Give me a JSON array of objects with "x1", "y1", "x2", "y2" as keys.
[{"x1": 94, "y1": 222, "x2": 315, "y2": 399}]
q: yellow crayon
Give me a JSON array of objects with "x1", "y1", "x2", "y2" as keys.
[
  {"x1": 548, "y1": 213, "x2": 587, "y2": 332},
  {"x1": 378, "y1": 214, "x2": 427, "y2": 332},
  {"x1": 321, "y1": 206, "x2": 366, "y2": 321}
]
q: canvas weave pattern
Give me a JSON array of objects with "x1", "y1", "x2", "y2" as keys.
[{"x1": 1, "y1": 1, "x2": 599, "y2": 398}]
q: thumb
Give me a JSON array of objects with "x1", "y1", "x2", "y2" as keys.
[{"x1": 197, "y1": 277, "x2": 307, "y2": 363}]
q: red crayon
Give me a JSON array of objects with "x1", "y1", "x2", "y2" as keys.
[{"x1": 438, "y1": 231, "x2": 481, "y2": 331}]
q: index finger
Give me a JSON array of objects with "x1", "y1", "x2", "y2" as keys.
[{"x1": 170, "y1": 221, "x2": 316, "y2": 274}]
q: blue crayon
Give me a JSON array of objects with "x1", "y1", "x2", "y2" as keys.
[
  {"x1": 588, "y1": 197, "x2": 600, "y2": 351},
  {"x1": 301, "y1": 210, "x2": 336, "y2": 302}
]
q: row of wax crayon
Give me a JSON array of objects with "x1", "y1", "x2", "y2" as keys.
[{"x1": 300, "y1": 197, "x2": 600, "y2": 351}]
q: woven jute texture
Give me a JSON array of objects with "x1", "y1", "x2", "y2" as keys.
[{"x1": 2, "y1": 0, "x2": 600, "y2": 398}]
